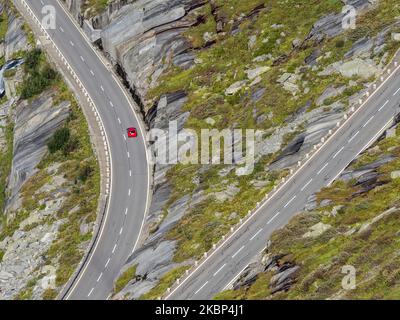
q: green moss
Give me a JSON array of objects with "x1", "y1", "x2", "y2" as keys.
[
  {"x1": 114, "y1": 265, "x2": 137, "y2": 294},
  {"x1": 0, "y1": 122, "x2": 14, "y2": 215},
  {"x1": 140, "y1": 266, "x2": 190, "y2": 300}
]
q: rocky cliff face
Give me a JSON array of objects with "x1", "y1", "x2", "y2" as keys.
[
  {"x1": 6, "y1": 95, "x2": 71, "y2": 213},
  {"x1": 0, "y1": 1, "x2": 99, "y2": 300},
  {"x1": 66, "y1": 0, "x2": 400, "y2": 299}
]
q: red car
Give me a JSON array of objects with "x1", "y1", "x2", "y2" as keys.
[{"x1": 127, "y1": 127, "x2": 138, "y2": 138}]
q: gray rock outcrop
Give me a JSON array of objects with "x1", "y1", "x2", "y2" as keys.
[{"x1": 6, "y1": 93, "x2": 70, "y2": 213}]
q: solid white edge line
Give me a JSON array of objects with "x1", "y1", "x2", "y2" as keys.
[
  {"x1": 23, "y1": 0, "x2": 152, "y2": 301},
  {"x1": 328, "y1": 117, "x2": 394, "y2": 186}
]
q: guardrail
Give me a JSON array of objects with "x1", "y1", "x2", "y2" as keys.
[
  {"x1": 15, "y1": 0, "x2": 112, "y2": 299},
  {"x1": 161, "y1": 49, "x2": 400, "y2": 299}
]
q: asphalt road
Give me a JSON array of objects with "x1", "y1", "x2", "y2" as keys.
[
  {"x1": 21, "y1": 0, "x2": 150, "y2": 300},
  {"x1": 166, "y1": 62, "x2": 400, "y2": 299},
  {"x1": 20, "y1": 0, "x2": 400, "y2": 301}
]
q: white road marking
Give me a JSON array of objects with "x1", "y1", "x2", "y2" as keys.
[
  {"x1": 378, "y1": 100, "x2": 389, "y2": 112},
  {"x1": 112, "y1": 244, "x2": 117, "y2": 254},
  {"x1": 348, "y1": 131, "x2": 359, "y2": 143},
  {"x1": 70, "y1": 40, "x2": 74, "y2": 46},
  {"x1": 195, "y1": 281, "x2": 209, "y2": 295},
  {"x1": 393, "y1": 88, "x2": 400, "y2": 96},
  {"x1": 87, "y1": 288, "x2": 94, "y2": 297},
  {"x1": 363, "y1": 115, "x2": 375, "y2": 128},
  {"x1": 59, "y1": 26, "x2": 64, "y2": 33},
  {"x1": 301, "y1": 179, "x2": 313, "y2": 191},
  {"x1": 105, "y1": 258, "x2": 110, "y2": 268},
  {"x1": 80, "y1": 56, "x2": 84, "y2": 62},
  {"x1": 96, "y1": 273, "x2": 103, "y2": 282},
  {"x1": 123, "y1": 135, "x2": 127, "y2": 141},
  {"x1": 100, "y1": 85, "x2": 104, "y2": 92},
  {"x1": 119, "y1": 227, "x2": 123, "y2": 235},
  {"x1": 109, "y1": 101, "x2": 114, "y2": 107},
  {"x1": 129, "y1": 170, "x2": 132, "y2": 177},
  {"x1": 284, "y1": 195, "x2": 297, "y2": 208},
  {"x1": 267, "y1": 212, "x2": 280, "y2": 225},
  {"x1": 127, "y1": 152, "x2": 130, "y2": 158},
  {"x1": 333, "y1": 146, "x2": 345, "y2": 159},
  {"x1": 317, "y1": 163, "x2": 329, "y2": 175},
  {"x1": 250, "y1": 229, "x2": 263, "y2": 241},
  {"x1": 213, "y1": 264, "x2": 227, "y2": 277},
  {"x1": 128, "y1": 189, "x2": 131, "y2": 196},
  {"x1": 222, "y1": 265, "x2": 249, "y2": 291},
  {"x1": 125, "y1": 208, "x2": 128, "y2": 216},
  {"x1": 90, "y1": 70, "x2": 94, "y2": 76},
  {"x1": 232, "y1": 246, "x2": 245, "y2": 259},
  {"x1": 118, "y1": 118, "x2": 121, "y2": 124}
]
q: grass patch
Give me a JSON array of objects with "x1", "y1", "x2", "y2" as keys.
[
  {"x1": 19, "y1": 49, "x2": 60, "y2": 100},
  {"x1": 114, "y1": 265, "x2": 137, "y2": 294},
  {"x1": 140, "y1": 266, "x2": 190, "y2": 300}
]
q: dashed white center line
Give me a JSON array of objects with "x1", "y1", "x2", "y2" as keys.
[
  {"x1": 119, "y1": 227, "x2": 124, "y2": 235},
  {"x1": 333, "y1": 146, "x2": 345, "y2": 159},
  {"x1": 128, "y1": 189, "x2": 131, "y2": 196},
  {"x1": 250, "y1": 229, "x2": 263, "y2": 241},
  {"x1": 393, "y1": 88, "x2": 400, "y2": 96},
  {"x1": 80, "y1": 56, "x2": 85, "y2": 62},
  {"x1": 363, "y1": 115, "x2": 374, "y2": 128},
  {"x1": 97, "y1": 273, "x2": 103, "y2": 282},
  {"x1": 348, "y1": 131, "x2": 359, "y2": 143},
  {"x1": 123, "y1": 135, "x2": 127, "y2": 141},
  {"x1": 284, "y1": 195, "x2": 297, "y2": 208},
  {"x1": 213, "y1": 264, "x2": 226, "y2": 277},
  {"x1": 109, "y1": 101, "x2": 114, "y2": 107},
  {"x1": 105, "y1": 258, "x2": 111, "y2": 268},
  {"x1": 317, "y1": 163, "x2": 329, "y2": 175},
  {"x1": 59, "y1": 26, "x2": 64, "y2": 33},
  {"x1": 100, "y1": 85, "x2": 104, "y2": 92},
  {"x1": 125, "y1": 208, "x2": 128, "y2": 215},
  {"x1": 90, "y1": 70, "x2": 94, "y2": 76},
  {"x1": 232, "y1": 246, "x2": 245, "y2": 259},
  {"x1": 195, "y1": 281, "x2": 209, "y2": 295},
  {"x1": 378, "y1": 100, "x2": 389, "y2": 112},
  {"x1": 129, "y1": 170, "x2": 132, "y2": 177},
  {"x1": 301, "y1": 179, "x2": 313, "y2": 191},
  {"x1": 70, "y1": 41, "x2": 74, "y2": 47},
  {"x1": 112, "y1": 244, "x2": 117, "y2": 254},
  {"x1": 87, "y1": 288, "x2": 94, "y2": 297},
  {"x1": 118, "y1": 118, "x2": 121, "y2": 124},
  {"x1": 127, "y1": 152, "x2": 130, "y2": 158},
  {"x1": 267, "y1": 212, "x2": 280, "y2": 225}
]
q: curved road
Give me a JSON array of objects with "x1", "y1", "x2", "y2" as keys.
[
  {"x1": 166, "y1": 58, "x2": 400, "y2": 299},
  {"x1": 20, "y1": 0, "x2": 150, "y2": 299},
  {"x1": 19, "y1": 0, "x2": 400, "y2": 301}
]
